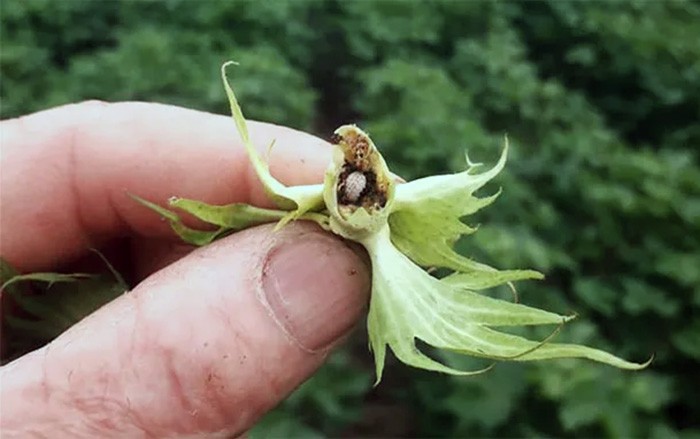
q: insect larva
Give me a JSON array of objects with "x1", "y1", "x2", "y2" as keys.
[{"x1": 344, "y1": 171, "x2": 367, "y2": 202}]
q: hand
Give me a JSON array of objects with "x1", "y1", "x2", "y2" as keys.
[{"x1": 0, "y1": 102, "x2": 371, "y2": 437}]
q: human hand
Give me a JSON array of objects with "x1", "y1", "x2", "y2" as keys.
[{"x1": 0, "y1": 102, "x2": 371, "y2": 437}]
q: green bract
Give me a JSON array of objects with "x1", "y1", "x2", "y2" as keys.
[{"x1": 136, "y1": 62, "x2": 650, "y2": 383}]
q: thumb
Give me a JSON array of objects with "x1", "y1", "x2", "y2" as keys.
[{"x1": 0, "y1": 222, "x2": 371, "y2": 438}]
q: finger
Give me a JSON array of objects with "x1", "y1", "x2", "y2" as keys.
[
  {"x1": 0, "y1": 222, "x2": 371, "y2": 438},
  {"x1": 0, "y1": 101, "x2": 333, "y2": 272}
]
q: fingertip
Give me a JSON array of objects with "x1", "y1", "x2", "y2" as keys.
[
  {"x1": 0, "y1": 222, "x2": 371, "y2": 437},
  {"x1": 261, "y1": 224, "x2": 371, "y2": 352}
]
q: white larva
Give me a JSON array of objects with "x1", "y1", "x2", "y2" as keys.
[{"x1": 344, "y1": 171, "x2": 367, "y2": 202}]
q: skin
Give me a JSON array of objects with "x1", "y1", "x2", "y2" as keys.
[{"x1": 0, "y1": 102, "x2": 372, "y2": 437}]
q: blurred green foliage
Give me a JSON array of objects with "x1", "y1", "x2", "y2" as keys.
[{"x1": 2, "y1": 0, "x2": 699, "y2": 437}]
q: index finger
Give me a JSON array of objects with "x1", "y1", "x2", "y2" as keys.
[{"x1": 0, "y1": 101, "x2": 333, "y2": 272}]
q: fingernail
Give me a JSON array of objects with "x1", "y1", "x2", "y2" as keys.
[{"x1": 262, "y1": 233, "x2": 371, "y2": 351}]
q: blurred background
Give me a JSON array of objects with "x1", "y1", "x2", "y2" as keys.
[{"x1": 2, "y1": 0, "x2": 699, "y2": 437}]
